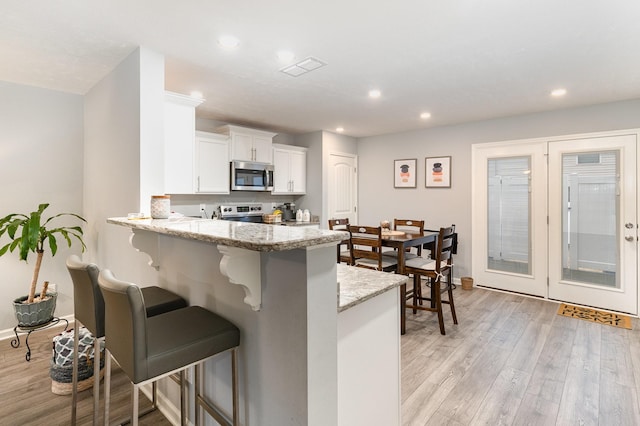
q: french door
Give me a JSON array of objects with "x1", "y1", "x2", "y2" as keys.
[
  {"x1": 472, "y1": 141, "x2": 548, "y2": 297},
  {"x1": 548, "y1": 134, "x2": 637, "y2": 314},
  {"x1": 473, "y1": 131, "x2": 639, "y2": 315}
]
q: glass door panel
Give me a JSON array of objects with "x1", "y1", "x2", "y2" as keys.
[
  {"x1": 487, "y1": 157, "x2": 531, "y2": 275},
  {"x1": 561, "y1": 151, "x2": 618, "y2": 287}
]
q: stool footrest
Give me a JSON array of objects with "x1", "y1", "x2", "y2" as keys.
[{"x1": 196, "y1": 393, "x2": 233, "y2": 426}]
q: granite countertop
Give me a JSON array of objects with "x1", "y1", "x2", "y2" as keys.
[
  {"x1": 279, "y1": 220, "x2": 321, "y2": 227},
  {"x1": 107, "y1": 217, "x2": 344, "y2": 252},
  {"x1": 337, "y1": 264, "x2": 408, "y2": 313}
]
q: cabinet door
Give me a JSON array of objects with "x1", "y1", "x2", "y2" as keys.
[
  {"x1": 230, "y1": 133, "x2": 254, "y2": 161},
  {"x1": 164, "y1": 99, "x2": 196, "y2": 194},
  {"x1": 253, "y1": 136, "x2": 273, "y2": 163},
  {"x1": 272, "y1": 149, "x2": 291, "y2": 193},
  {"x1": 195, "y1": 134, "x2": 230, "y2": 193},
  {"x1": 290, "y1": 150, "x2": 306, "y2": 193}
]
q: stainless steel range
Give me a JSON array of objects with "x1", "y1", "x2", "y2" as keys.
[{"x1": 217, "y1": 203, "x2": 265, "y2": 223}]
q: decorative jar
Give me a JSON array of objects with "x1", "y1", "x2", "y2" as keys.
[{"x1": 150, "y1": 195, "x2": 170, "y2": 219}]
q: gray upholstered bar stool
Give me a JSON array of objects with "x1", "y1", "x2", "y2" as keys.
[
  {"x1": 65, "y1": 255, "x2": 188, "y2": 425},
  {"x1": 98, "y1": 269, "x2": 241, "y2": 426}
]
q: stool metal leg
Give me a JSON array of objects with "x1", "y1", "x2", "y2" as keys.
[
  {"x1": 179, "y1": 370, "x2": 186, "y2": 426},
  {"x1": 92, "y1": 334, "x2": 100, "y2": 426},
  {"x1": 104, "y1": 349, "x2": 111, "y2": 426},
  {"x1": 71, "y1": 320, "x2": 79, "y2": 425},
  {"x1": 232, "y1": 347, "x2": 239, "y2": 426},
  {"x1": 195, "y1": 364, "x2": 201, "y2": 426},
  {"x1": 131, "y1": 383, "x2": 139, "y2": 426}
]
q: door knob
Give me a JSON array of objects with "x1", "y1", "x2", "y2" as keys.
[
  {"x1": 625, "y1": 223, "x2": 634, "y2": 229},
  {"x1": 625, "y1": 235, "x2": 635, "y2": 242}
]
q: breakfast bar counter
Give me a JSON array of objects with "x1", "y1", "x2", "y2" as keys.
[{"x1": 108, "y1": 217, "x2": 405, "y2": 426}]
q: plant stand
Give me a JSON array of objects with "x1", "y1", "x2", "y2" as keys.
[{"x1": 11, "y1": 317, "x2": 69, "y2": 361}]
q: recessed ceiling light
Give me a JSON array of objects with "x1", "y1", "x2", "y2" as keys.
[
  {"x1": 190, "y1": 91, "x2": 203, "y2": 99},
  {"x1": 277, "y1": 50, "x2": 295, "y2": 62},
  {"x1": 420, "y1": 112, "x2": 431, "y2": 119},
  {"x1": 369, "y1": 89, "x2": 381, "y2": 99},
  {"x1": 218, "y1": 35, "x2": 240, "y2": 49},
  {"x1": 336, "y1": 127, "x2": 344, "y2": 133},
  {"x1": 551, "y1": 88, "x2": 567, "y2": 97}
]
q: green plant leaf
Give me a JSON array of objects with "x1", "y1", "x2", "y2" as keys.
[
  {"x1": 27, "y1": 211, "x2": 41, "y2": 251},
  {"x1": 48, "y1": 234, "x2": 58, "y2": 256}
]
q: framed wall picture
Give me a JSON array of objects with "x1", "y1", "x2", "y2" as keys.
[
  {"x1": 394, "y1": 159, "x2": 417, "y2": 188},
  {"x1": 425, "y1": 156, "x2": 451, "y2": 188}
]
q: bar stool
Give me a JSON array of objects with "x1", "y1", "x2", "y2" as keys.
[
  {"x1": 98, "y1": 269, "x2": 240, "y2": 426},
  {"x1": 65, "y1": 255, "x2": 188, "y2": 425}
]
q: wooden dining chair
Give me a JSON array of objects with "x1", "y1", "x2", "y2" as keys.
[
  {"x1": 328, "y1": 218, "x2": 352, "y2": 264},
  {"x1": 348, "y1": 225, "x2": 398, "y2": 272},
  {"x1": 403, "y1": 226, "x2": 457, "y2": 335},
  {"x1": 384, "y1": 219, "x2": 425, "y2": 260}
]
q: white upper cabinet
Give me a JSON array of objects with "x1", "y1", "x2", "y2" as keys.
[
  {"x1": 217, "y1": 125, "x2": 277, "y2": 163},
  {"x1": 164, "y1": 92, "x2": 203, "y2": 194},
  {"x1": 272, "y1": 144, "x2": 307, "y2": 194},
  {"x1": 195, "y1": 131, "x2": 230, "y2": 194}
]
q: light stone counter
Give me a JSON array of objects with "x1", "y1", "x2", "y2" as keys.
[
  {"x1": 107, "y1": 216, "x2": 343, "y2": 251},
  {"x1": 337, "y1": 264, "x2": 408, "y2": 313}
]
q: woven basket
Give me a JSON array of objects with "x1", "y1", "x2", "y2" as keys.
[
  {"x1": 262, "y1": 214, "x2": 282, "y2": 224},
  {"x1": 50, "y1": 327, "x2": 104, "y2": 395}
]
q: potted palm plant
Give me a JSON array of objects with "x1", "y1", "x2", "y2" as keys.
[{"x1": 0, "y1": 203, "x2": 86, "y2": 327}]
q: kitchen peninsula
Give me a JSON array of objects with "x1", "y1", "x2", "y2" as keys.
[{"x1": 107, "y1": 216, "x2": 406, "y2": 425}]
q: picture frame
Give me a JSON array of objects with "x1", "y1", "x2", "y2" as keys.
[
  {"x1": 393, "y1": 159, "x2": 417, "y2": 188},
  {"x1": 425, "y1": 156, "x2": 451, "y2": 188}
]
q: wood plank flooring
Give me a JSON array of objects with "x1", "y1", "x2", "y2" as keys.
[
  {"x1": 402, "y1": 286, "x2": 640, "y2": 426},
  {"x1": 2, "y1": 287, "x2": 639, "y2": 425},
  {"x1": 0, "y1": 323, "x2": 171, "y2": 425}
]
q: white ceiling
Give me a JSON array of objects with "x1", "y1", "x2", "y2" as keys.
[{"x1": 2, "y1": 1, "x2": 640, "y2": 137}]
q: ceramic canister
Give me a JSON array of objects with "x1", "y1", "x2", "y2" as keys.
[{"x1": 150, "y1": 195, "x2": 171, "y2": 219}]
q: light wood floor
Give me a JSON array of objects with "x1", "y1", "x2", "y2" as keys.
[
  {"x1": 0, "y1": 323, "x2": 171, "y2": 425},
  {"x1": 2, "y1": 287, "x2": 639, "y2": 425},
  {"x1": 402, "y1": 286, "x2": 640, "y2": 426}
]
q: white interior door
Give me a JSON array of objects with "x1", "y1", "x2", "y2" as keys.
[
  {"x1": 328, "y1": 152, "x2": 358, "y2": 225},
  {"x1": 548, "y1": 134, "x2": 638, "y2": 314},
  {"x1": 472, "y1": 141, "x2": 548, "y2": 296}
]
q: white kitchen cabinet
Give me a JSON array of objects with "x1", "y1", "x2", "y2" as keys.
[
  {"x1": 272, "y1": 144, "x2": 307, "y2": 194},
  {"x1": 195, "y1": 131, "x2": 230, "y2": 193},
  {"x1": 217, "y1": 124, "x2": 276, "y2": 163},
  {"x1": 164, "y1": 92, "x2": 203, "y2": 194}
]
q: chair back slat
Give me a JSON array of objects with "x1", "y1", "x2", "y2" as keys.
[
  {"x1": 434, "y1": 226, "x2": 455, "y2": 273},
  {"x1": 348, "y1": 225, "x2": 397, "y2": 272},
  {"x1": 328, "y1": 218, "x2": 352, "y2": 264},
  {"x1": 394, "y1": 219, "x2": 425, "y2": 255}
]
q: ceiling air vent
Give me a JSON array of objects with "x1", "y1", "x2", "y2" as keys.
[{"x1": 280, "y1": 57, "x2": 327, "y2": 77}]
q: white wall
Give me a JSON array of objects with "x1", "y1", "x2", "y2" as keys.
[
  {"x1": 0, "y1": 81, "x2": 83, "y2": 331},
  {"x1": 356, "y1": 98, "x2": 640, "y2": 280},
  {"x1": 83, "y1": 47, "x2": 163, "y2": 286}
]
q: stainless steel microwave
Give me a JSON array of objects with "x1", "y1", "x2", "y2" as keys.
[{"x1": 230, "y1": 160, "x2": 274, "y2": 191}]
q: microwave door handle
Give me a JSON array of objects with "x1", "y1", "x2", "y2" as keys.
[{"x1": 266, "y1": 170, "x2": 273, "y2": 189}]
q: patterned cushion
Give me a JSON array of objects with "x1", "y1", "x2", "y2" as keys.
[{"x1": 52, "y1": 326, "x2": 100, "y2": 367}]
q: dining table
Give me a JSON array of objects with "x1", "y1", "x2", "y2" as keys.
[{"x1": 381, "y1": 229, "x2": 438, "y2": 335}]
